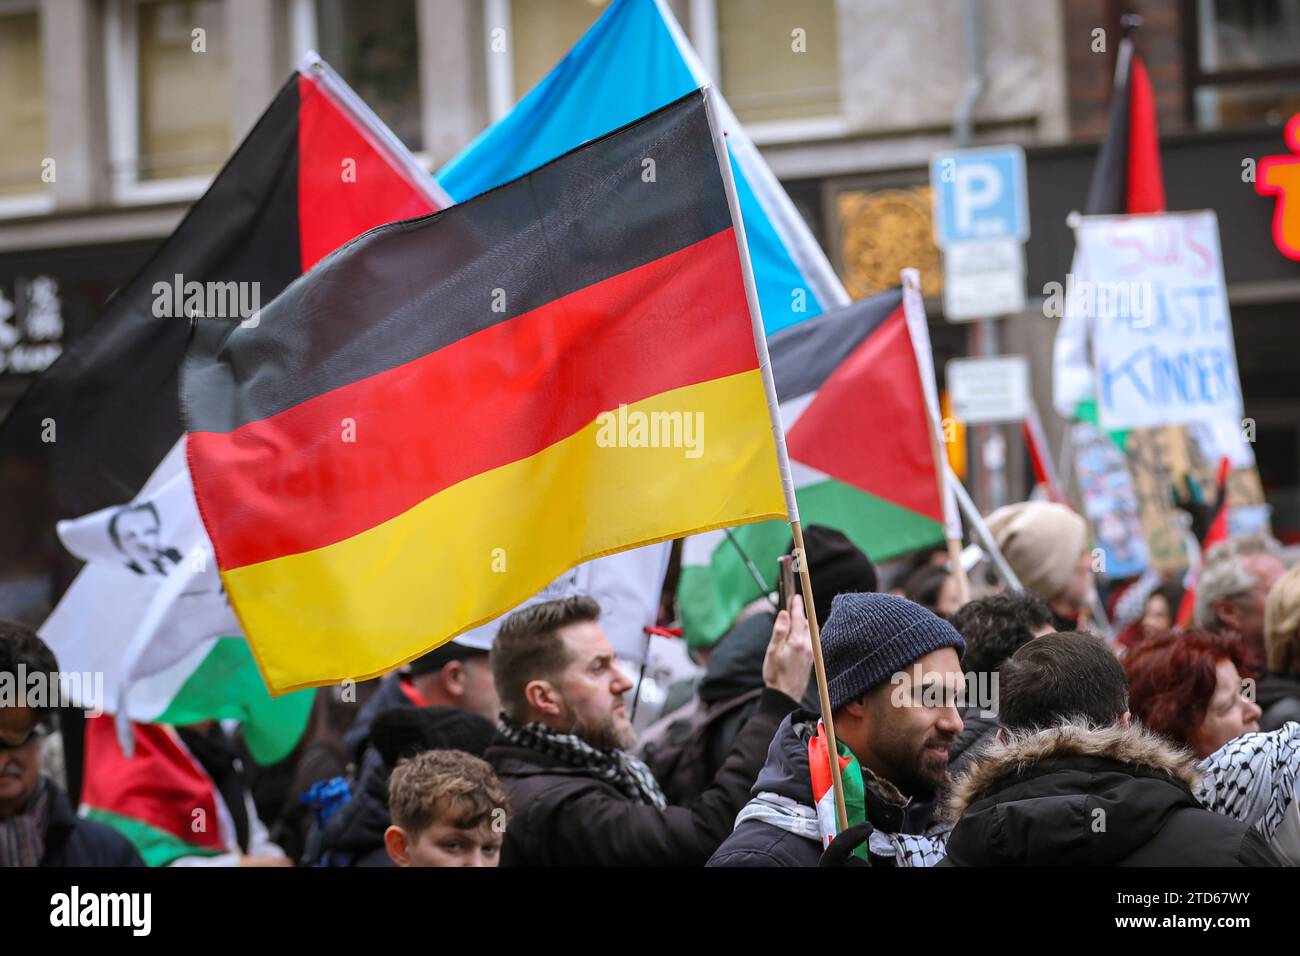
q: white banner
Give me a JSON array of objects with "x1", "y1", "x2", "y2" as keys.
[{"x1": 1077, "y1": 210, "x2": 1244, "y2": 431}]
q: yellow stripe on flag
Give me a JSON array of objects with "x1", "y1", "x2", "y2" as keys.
[{"x1": 225, "y1": 370, "x2": 786, "y2": 692}]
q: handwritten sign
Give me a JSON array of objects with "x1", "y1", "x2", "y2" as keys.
[{"x1": 1076, "y1": 211, "x2": 1243, "y2": 431}]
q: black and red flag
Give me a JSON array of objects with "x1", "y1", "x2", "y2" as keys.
[
  {"x1": 0, "y1": 55, "x2": 449, "y2": 623},
  {"x1": 1085, "y1": 29, "x2": 1166, "y2": 216}
]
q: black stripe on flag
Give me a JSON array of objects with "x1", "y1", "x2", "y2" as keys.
[
  {"x1": 769, "y1": 287, "x2": 903, "y2": 404},
  {"x1": 185, "y1": 90, "x2": 730, "y2": 434}
]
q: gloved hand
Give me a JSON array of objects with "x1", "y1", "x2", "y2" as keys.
[{"x1": 818, "y1": 821, "x2": 876, "y2": 867}]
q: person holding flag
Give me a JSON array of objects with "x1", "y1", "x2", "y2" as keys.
[{"x1": 710, "y1": 594, "x2": 963, "y2": 868}]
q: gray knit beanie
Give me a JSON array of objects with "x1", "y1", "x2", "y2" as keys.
[{"x1": 822, "y1": 592, "x2": 965, "y2": 711}]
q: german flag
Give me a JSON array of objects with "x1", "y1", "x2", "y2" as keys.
[{"x1": 184, "y1": 90, "x2": 787, "y2": 693}]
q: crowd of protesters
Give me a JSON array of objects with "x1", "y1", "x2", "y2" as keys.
[{"x1": 5, "y1": 501, "x2": 1300, "y2": 867}]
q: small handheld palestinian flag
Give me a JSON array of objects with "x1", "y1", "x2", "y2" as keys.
[{"x1": 809, "y1": 720, "x2": 869, "y2": 862}]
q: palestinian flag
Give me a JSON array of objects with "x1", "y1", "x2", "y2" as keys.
[
  {"x1": 183, "y1": 90, "x2": 788, "y2": 694},
  {"x1": 16, "y1": 56, "x2": 447, "y2": 767},
  {"x1": 809, "y1": 720, "x2": 869, "y2": 862},
  {"x1": 80, "y1": 716, "x2": 230, "y2": 866},
  {"x1": 679, "y1": 287, "x2": 946, "y2": 646},
  {"x1": 1053, "y1": 34, "x2": 1166, "y2": 420},
  {"x1": 1085, "y1": 38, "x2": 1166, "y2": 216}
]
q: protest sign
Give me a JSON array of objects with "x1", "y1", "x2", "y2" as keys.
[
  {"x1": 1076, "y1": 211, "x2": 1244, "y2": 432},
  {"x1": 1072, "y1": 422, "x2": 1148, "y2": 579}
]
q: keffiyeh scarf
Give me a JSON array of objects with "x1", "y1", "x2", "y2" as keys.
[
  {"x1": 498, "y1": 715, "x2": 667, "y2": 809},
  {"x1": 0, "y1": 779, "x2": 50, "y2": 867}
]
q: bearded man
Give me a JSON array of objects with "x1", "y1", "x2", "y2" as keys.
[{"x1": 486, "y1": 594, "x2": 812, "y2": 866}]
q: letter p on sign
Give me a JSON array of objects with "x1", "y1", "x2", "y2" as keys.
[{"x1": 930, "y1": 145, "x2": 1029, "y2": 247}]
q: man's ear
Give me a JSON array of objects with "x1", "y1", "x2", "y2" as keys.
[
  {"x1": 441, "y1": 660, "x2": 467, "y2": 697},
  {"x1": 994, "y1": 727, "x2": 1006, "y2": 744},
  {"x1": 524, "y1": 678, "x2": 562, "y2": 719},
  {"x1": 838, "y1": 696, "x2": 868, "y2": 719},
  {"x1": 384, "y1": 825, "x2": 411, "y2": 867},
  {"x1": 1120, "y1": 710, "x2": 1131, "y2": 729}
]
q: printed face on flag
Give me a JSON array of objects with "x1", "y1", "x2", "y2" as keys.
[{"x1": 184, "y1": 90, "x2": 787, "y2": 693}]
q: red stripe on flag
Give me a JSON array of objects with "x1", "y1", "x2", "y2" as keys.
[
  {"x1": 190, "y1": 228, "x2": 758, "y2": 570},
  {"x1": 787, "y1": 307, "x2": 945, "y2": 524},
  {"x1": 1125, "y1": 56, "x2": 1166, "y2": 215},
  {"x1": 296, "y1": 73, "x2": 440, "y2": 271},
  {"x1": 80, "y1": 716, "x2": 224, "y2": 852}
]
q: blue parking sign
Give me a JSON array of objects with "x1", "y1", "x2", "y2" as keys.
[{"x1": 930, "y1": 146, "x2": 1029, "y2": 246}]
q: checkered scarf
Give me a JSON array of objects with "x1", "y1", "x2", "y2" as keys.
[
  {"x1": 1195, "y1": 722, "x2": 1300, "y2": 838},
  {"x1": 498, "y1": 715, "x2": 667, "y2": 809},
  {"x1": 0, "y1": 779, "x2": 50, "y2": 867}
]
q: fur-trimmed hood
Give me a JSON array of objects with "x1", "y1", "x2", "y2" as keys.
[
  {"x1": 940, "y1": 722, "x2": 1227, "y2": 867},
  {"x1": 946, "y1": 721, "x2": 1201, "y2": 819}
]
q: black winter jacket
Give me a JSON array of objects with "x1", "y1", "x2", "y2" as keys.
[
  {"x1": 317, "y1": 749, "x2": 394, "y2": 867},
  {"x1": 342, "y1": 674, "x2": 413, "y2": 769},
  {"x1": 707, "y1": 709, "x2": 938, "y2": 867},
  {"x1": 940, "y1": 723, "x2": 1283, "y2": 867},
  {"x1": 947, "y1": 706, "x2": 998, "y2": 778},
  {"x1": 487, "y1": 687, "x2": 797, "y2": 866},
  {"x1": 38, "y1": 780, "x2": 143, "y2": 867}
]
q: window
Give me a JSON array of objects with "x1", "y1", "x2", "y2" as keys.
[
  {"x1": 315, "y1": 0, "x2": 422, "y2": 151},
  {"x1": 508, "y1": 0, "x2": 609, "y2": 102},
  {"x1": 0, "y1": 8, "x2": 47, "y2": 200},
  {"x1": 1186, "y1": 0, "x2": 1300, "y2": 128},
  {"x1": 106, "y1": 0, "x2": 232, "y2": 199},
  {"x1": 715, "y1": 0, "x2": 839, "y2": 124}
]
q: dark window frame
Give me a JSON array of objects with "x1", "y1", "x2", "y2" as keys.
[{"x1": 1180, "y1": 0, "x2": 1300, "y2": 127}]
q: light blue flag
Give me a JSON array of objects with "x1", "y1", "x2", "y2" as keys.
[{"x1": 437, "y1": 0, "x2": 847, "y2": 334}]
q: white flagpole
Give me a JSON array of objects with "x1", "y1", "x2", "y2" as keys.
[
  {"x1": 298, "y1": 50, "x2": 454, "y2": 211},
  {"x1": 702, "y1": 85, "x2": 849, "y2": 833},
  {"x1": 900, "y1": 270, "x2": 969, "y2": 602}
]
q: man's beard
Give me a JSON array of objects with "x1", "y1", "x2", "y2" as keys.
[
  {"x1": 567, "y1": 706, "x2": 637, "y2": 752},
  {"x1": 874, "y1": 730, "x2": 955, "y2": 797}
]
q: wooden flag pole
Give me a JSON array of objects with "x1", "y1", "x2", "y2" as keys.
[
  {"x1": 790, "y1": 518, "x2": 850, "y2": 832},
  {"x1": 703, "y1": 86, "x2": 848, "y2": 833}
]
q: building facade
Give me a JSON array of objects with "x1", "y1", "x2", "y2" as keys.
[{"x1": 3, "y1": 0, "x2": 1299, "y2": 535}]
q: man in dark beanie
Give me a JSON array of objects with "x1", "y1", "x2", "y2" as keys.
[
  {"x1": 642, "y1": 526, "x2": 877, "y2": 805},
  {"x1": 708, "y1": 593, "x2": 964, "y2": 867}
]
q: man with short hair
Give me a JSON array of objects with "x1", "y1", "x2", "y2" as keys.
[
  {"x1": 946, "y1": 592, "x2": 1055, "y2": 774},
  {"x1": 108, "y1": 502, "x2": 182, "y2": 576},
  {"x1": 486, "y1": 593, "x2": 812, "y2": 866},
  {"x1": 709, "y1": 593, "x2": 965, "y2": 867},
  {"x1": 939, "y1": 632, "x2": 1282, "y2": 866},
  {"x1": 1196, "y1": 533, "x2": 1288, "y2": 670},
  {"x1": 344, "y1": 640, "x2": 499, "y2": 769}
]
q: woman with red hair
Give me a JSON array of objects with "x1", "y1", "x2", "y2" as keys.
[{"x1": 1123, "y1": 629, "x2": 1263, "y2": 758}]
